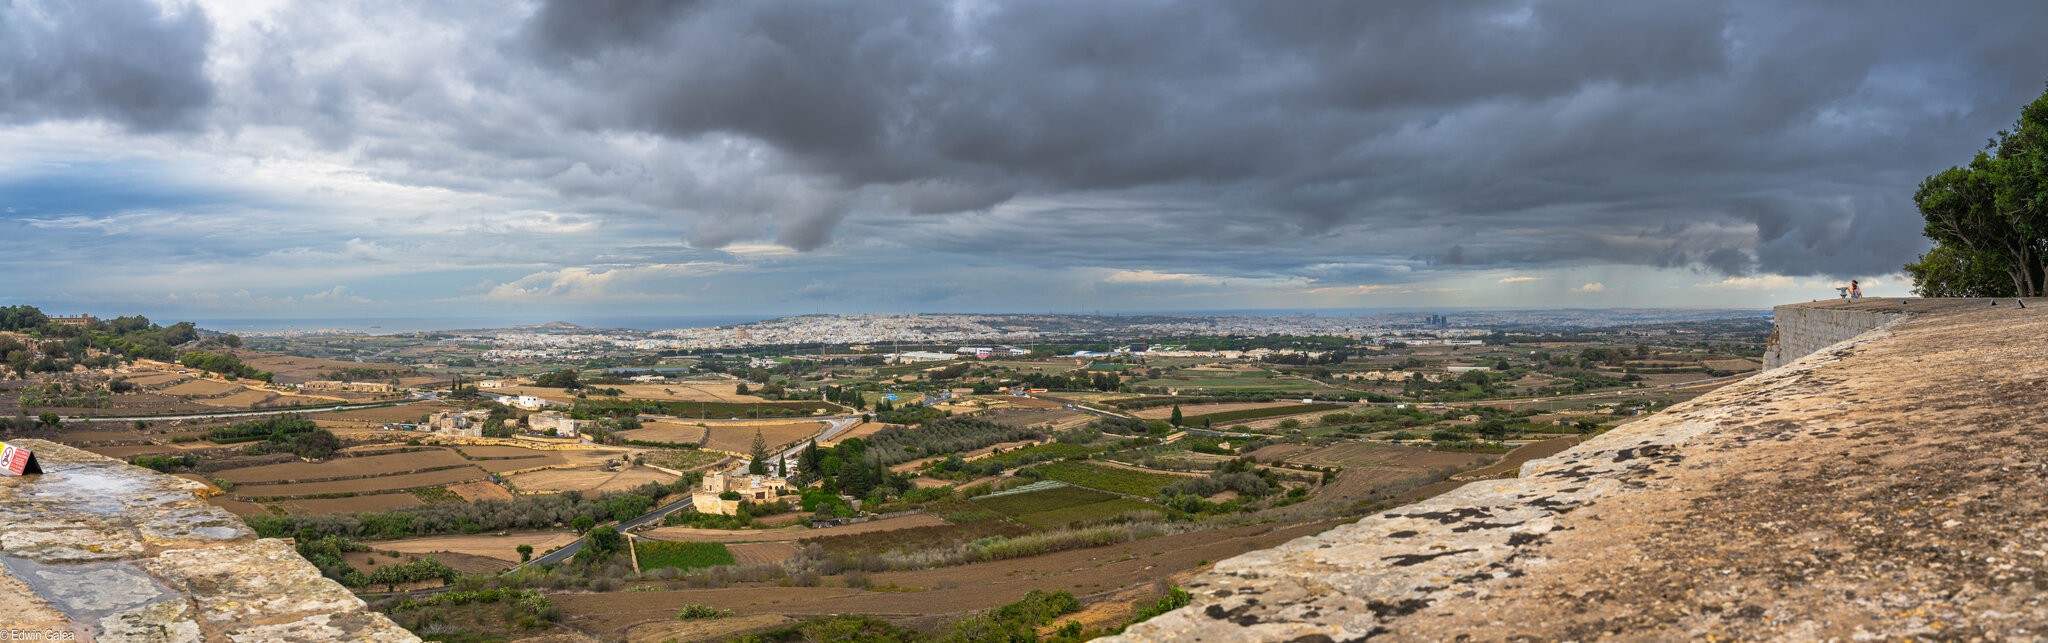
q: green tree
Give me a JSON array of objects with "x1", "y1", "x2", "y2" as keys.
[
  {"x1": 570, "y1": 515, "x2": 596, "y2": 534},
  {"x1": 1169, "y1": 405, "x2": 1183, "y2": 427},
  {"x1": 516, "y1": 544, "x2": 533, "y2": 562},
  {"x1": 1908, "y1": 84, "x2": 2048, "y2": 296},
  {"x1": 38, "y1": 412, "x2": 59, "y2": 428},
  {"x1": 748, "y1": 429, "x2": 769, "y2": 475}
]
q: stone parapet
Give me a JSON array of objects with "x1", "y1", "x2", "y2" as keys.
[{"x1": 0, "y1": 440, "x2": 418, "y2": 641}]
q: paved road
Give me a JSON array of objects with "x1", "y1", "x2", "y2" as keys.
[{"x1": 526, "y1": 495, "x2": 697, "y2": 567}]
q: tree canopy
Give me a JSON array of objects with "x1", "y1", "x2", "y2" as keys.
[{"x1": 1907, "y1": 84, "x2": 2048, "y2": 297}]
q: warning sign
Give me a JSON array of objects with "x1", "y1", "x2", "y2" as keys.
[{"x1": 1, "y1": 441, "x2": 43, "y2": 476}]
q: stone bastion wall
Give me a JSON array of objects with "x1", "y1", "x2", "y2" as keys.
[
  {"x1": 1110, "y1": 299, "x2": 2048, "y2": 641},
  {"x1": 0, "y1": 439, "x2": 417, "y2": 641}
]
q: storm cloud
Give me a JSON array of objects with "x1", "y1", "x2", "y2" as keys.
[{"x1": 2, "y1": 0, "x2": 2046, "y2": 316}]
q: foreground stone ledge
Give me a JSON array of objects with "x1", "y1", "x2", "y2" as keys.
[
  {"x1": 1109, "y1": 313, "x2": 1916, "y2": 642},
  {"x1": 0, "y1": 440, "x2": 417, "y2": 642}
]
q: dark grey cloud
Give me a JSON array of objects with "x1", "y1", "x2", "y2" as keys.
[
  {"x1": 0, "y1": 0, "x2": 213, "y2": 131},
  {"x1": 496, "y1": 0, "x2": 2048, "y2": 279}
]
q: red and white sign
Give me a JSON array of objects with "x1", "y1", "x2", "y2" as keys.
[{"x1": 1, "y1": 441, "x2": 43, "y2": 476}]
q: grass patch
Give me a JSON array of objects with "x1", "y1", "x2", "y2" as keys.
[
  {"x1": 635, "y1": 540, "x2": 735, "y2": 571},
  {"x1": 1030, "y1": 461, "x2": 1185, "y2": 497}
]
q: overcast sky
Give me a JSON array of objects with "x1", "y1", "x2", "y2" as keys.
[{"x1": 3, "y1": 0, "x2": 2044, "y2": 321}]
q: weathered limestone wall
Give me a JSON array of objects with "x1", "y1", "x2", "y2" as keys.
[
  {"x1": 1761, "y1": 302, "x2": 1905, "y2": 370},
  {"x1": 0, "y1": 440, "x2": 418, "y2": 641},
  {"x1": 1110, "y1": 303, "x2": 2048, "y2": 641}
]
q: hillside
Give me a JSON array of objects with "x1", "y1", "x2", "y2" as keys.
[{"x1": 1115, "y1": 299, "x2": 2048, "y2": 641}]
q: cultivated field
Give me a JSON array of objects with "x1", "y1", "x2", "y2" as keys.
[
  {"x1": 505, "y1": 466, "x2": 678, "y2": 494},
  {"x1": 618, "y1": 420, "x2": 708, "y2": 444},
  {"x1": 161, "y1": 379, "x2": 242, "y2": 396},
  {"x1": 1285, "y1": 442, "x2": 1490, "y2": 470},
  {"x1": 971, "y1": 484, "x2": 1159, "y2": 529},
  {"x1": 312, "y1": 403, "x2": 459, "y2": 428},
  {"x1": 596, "y1": 382, "x2": 771, "y2": 403},
  {"x1": 1132, "y1": 401, "x2": 1295, "y2": 420},
  {"x1": 553, "y1": 520, "x2": 1341, "y2": 635},
  {"x1": 234, "y1": 467, "x2": 488, "y2": 498},
  {"x1": 234, "y1": 352, "x2": 414, "y2": 385},
  {"x1": 641, "y1": 513, "x2": 949, "y2": 543},
  {"x1": 446, "y1": 480, "x2": 515, "y2": 502},
  {"x1": 377, "y1": 530, "x2": 581, "y2": 563},
  {"x1": 214, "y1": 448, "x2": 475, "y2": 484},
  {"x1": 1030, "y1": 461, "x2": 1187, "y2": 497},
  {"x1": 289, "y1": 493, "x2": 424, "y2": 514},
  {"x1": 724, "y1": 542, "x2": 800, "y2": 565},
  {"x1": 699, "y1": 422, "x2": 824, "y2": 453}
]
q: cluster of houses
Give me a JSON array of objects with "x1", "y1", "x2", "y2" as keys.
[{"x1": 387, "y1": 408, "x2": 584, "y2": 439}]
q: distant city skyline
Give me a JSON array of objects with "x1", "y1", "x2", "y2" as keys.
[{"x1": 5, "y1": 1, "x2": 2045, "y2": 315}]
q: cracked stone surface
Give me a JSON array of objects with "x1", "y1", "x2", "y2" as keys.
[
  {"x1": 1110, "y1": 302, "x2": 2048, "y2": 641},
  {"x1": 0, "y1": 440, "x2": 418, "y2": 641}
]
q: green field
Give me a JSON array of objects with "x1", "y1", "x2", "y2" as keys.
[
  {"x1": 634, "y1": 541, "x2": 735, "y2": 571},
  {"x1": 1030, "y1": 461, "x2": 1185, "y2": 497},
  {"x1": 971, "y1": 484, "x2": 1160, "y2": 528},
  {"x1": 982, "y1": 442, "x2": 1098, "y2": 467},
  {"x1": 973, "y1": 484, "x2": 1119, "y2": 515},
  {"x1": 1181, "y1": 403, "x2": 1347, "y2": 425}
]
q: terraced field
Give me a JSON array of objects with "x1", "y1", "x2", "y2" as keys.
[{"x1": 214, "y1": 448, "x2": 475, "y2": 484}]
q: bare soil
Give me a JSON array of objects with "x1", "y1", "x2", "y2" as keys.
[
  {"x1": 640, "y1": 514, "x2": 948, "y2": 543},
  {"x1": 290, "y1": 493, "x2": 424, "y2": 514},
  {"x1": 554, "y1": 520, "x2": 1341, "y2": 635},
  {"x1": 377, "y1": 530, "x2": 582, "y2": 563}
]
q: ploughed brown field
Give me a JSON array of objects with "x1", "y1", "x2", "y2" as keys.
[
  {"x1": 289, "y1": 493, "x2": 424, "y2": 514},
  {"x1": 505, "y1": 467, "x2": 677, "y2": 494},
  {"x1": 1132, "y1": 401, "x2": 1298, "y2": 420},
  {"x1": 639, "y1": 513, "x2": 948, "y2": 543},
  {"x1": 554, "y1": 520, "x2": 1342, "y2": 636},
  {"x1": 619, "y1": 421, "x2": 708, "y2": 444},
  {"x1": 376, "y1": 530, "x2": 581, "y2": 563},
  {"x1": 214, "y1": 448, "x2": 475, "y2": 484},
  {"x1": 725, "y1": 542, "x2": 800, "y2": 566},
  {"x1": 446, "y1": 480, "x2": 515, "y2": 502},
  {"x1": 312, "y1": 403, "x2": 459, "y2": 426},
  {"x1": 700, "y1": 421, "x2": 823, "y2": 453},
  {"x1": 593, "y1": 382, "x2": 772, "y2": 403},
  {"x1": 233, "y1": 466, "x2": 488, "y2": 498}
]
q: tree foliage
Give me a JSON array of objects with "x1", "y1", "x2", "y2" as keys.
[{"x1": 1908, "y1": 84, "x2": 2048, "y2": 296}]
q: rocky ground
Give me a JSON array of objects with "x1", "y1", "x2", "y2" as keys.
[{"x1": 1116, "y1": 303, "x2": 2048, "y2": 641}]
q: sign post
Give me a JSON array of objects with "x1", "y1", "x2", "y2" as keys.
[{"x1": 1, "y1": 440, "x2": 43, "y2": 476}]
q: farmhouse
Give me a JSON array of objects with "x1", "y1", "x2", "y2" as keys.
[
  {"x1": 691, "y1": 471, "x2": 791, "y2": 515},
  {"x1": 303, "y1": 380, "x2": 396, "y2": 393},
  {"x1": 527, "y1": 410, "x2": 582, "y2": 438},
  {"x1": 428, "y1": 409, "x2": 491, "y2": 437}
]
